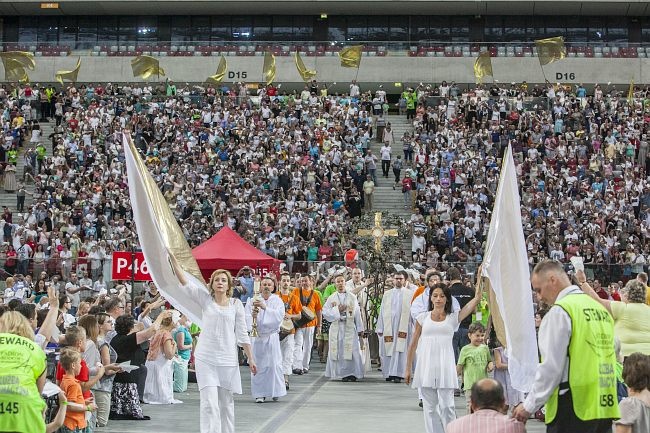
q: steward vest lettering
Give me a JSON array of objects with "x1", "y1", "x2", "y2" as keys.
[{"x1": 544, "y1": 294, "x2": 620, "y2": 423}]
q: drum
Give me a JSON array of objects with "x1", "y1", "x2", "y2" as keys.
[
  {"x1": 292, "y1": 306, "x2": 316, "y2": 328},
  {"x1": 279, "y1": 318, "x2": 294, "y2": 341}
]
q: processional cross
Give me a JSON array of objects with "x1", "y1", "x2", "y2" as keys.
[{"x1": 357, "y1": 212, "x2": 399, "y2": 252}]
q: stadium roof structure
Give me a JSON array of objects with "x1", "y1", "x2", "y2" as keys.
[{"x1": 3, "y1": 0, "x2": 648, "y2": 16}]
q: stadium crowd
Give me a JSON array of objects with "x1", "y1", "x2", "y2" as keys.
[
  {"x1": 0, "y1": 77, "x2": 650, "y2": 432},
  {"x1": 0, "y1": 79, "x2": 649, "y2": 284}
]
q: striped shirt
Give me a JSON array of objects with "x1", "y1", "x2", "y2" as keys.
[{"x1": 446, "y1": 409, "x2": 526, "y2": 433}]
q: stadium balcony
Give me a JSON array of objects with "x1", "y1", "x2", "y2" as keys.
[{"x1": 3, "y1": 41, "x2": 648, "y2": 59}]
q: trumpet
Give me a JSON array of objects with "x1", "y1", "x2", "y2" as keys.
[{"x1": 251, "y1": 279, "x2": 262, "y2": 337}]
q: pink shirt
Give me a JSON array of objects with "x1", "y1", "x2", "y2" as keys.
[{"x1": 446, "y1": 409, "x2": 526, "y2": 433}]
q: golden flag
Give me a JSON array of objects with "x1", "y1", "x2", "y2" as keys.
[
  {"x1": 0, "y1": 51, "x2": 36, "y2": 82},
  {"x1": 339, "y1": 45, "x2": 363, "y2": 68},
  {"x1": 627, "y1": 80, "x2": 634, "y2": 104},
  {"x1": 205, "y1": 56, "x2": 227, "y2": 85},
  {"x1": 535, "y1": 36, "x2": 566, "y2": 66},
  {"x1": 131, "y1": 55, "x2": 165, "y2": 79},
  {"x1": 294, "y1": 52, "x2": 316, "y2": 81},
  {"x1": 55, "y1": 57, "x2": 81, "y2": 85},
  {"x1": 473, "y1": 51, "x2": 493, "y2": 84},
  {"x1": 262, "y1": 51, "x2": 276, "y2": 85}
]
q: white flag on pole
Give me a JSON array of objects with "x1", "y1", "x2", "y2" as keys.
[
  {"x1": 123, "y1": 133, "x2": 208, "y2": 327},
  {"x1": 482, "y1": 145, "x2": 538, "y2": 392}
]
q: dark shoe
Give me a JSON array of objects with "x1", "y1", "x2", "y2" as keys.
[
  {"x1": 419, "y1": 399, "x2": 423, "y2": 408},
  {"x1": 454, "y1": 389, "x2": 461, "y2": 397},
  {"x1": 285, "y1": 381, "x2": 290, "y2": 391},
  {"x1": 393, "y1": 377, "x2": 402, "y2": 383},
  {"x1": 385, "y1": 377, "x2": 393, "y2": 382},
  {"x1": 343, "y1": 375, "x2": 357, "y2": 382},
  {"x1": 292, "y1": 369, "x2": 303, "y2": 375},
  {"x1": 136, "y1": 416, "x2": 151, "y2": 421}
]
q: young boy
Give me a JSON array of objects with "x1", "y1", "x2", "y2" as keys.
[
  {"x1": 457, "y1": 322, "x2": 494, "y2": 411},
  {"x1": 59, "y1": 347, "x2": 97, "y2": 433},
  {"x1": 55, "y1": 325, "x2": 105, "y2": 399}
]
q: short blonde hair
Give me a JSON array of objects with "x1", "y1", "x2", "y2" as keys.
[
  {"x1": 208, "y1": 269, "x2": 234, "y2": 298},
  {"x1": 0, "y1": 311, "x2": 35, "y2": 340},
  {"x1": 4, "y1": 277, "x2": 14, "y2": 288}
]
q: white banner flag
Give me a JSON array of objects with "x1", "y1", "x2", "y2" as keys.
[
  {"x1": 123, "y1": 133, "x2": 208, "y2": 327},
  {"x1": 482, "y1": 145, "x2": 538, "y2": 392}
]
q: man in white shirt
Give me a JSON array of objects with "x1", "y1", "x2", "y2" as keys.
[{"x1": 380, "y1": 143, "x2": 392, "y2": 178}]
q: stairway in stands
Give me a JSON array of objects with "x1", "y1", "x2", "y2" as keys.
[
  {"x1": 0, "y1": 121, "x2": 55, "y2": 215},
  {"x1": 368, "y1": 114, "x2": 414, "y2": 254}
]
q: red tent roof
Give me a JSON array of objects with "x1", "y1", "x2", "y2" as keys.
[{"x1": 192, "y1": 227, "x2": 281, "y2": 278}]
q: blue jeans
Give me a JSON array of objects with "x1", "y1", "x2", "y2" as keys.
[
  {"x1": 60, "y1": 426, "x2": 89, "y2": 433},
  {"x1": 452, "y1": 327, "x2": 469, "y2": 363}
]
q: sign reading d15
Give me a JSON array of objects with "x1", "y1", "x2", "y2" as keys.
[{"x1": 111, "y1": 251, "x2": 152, "y2": 281}]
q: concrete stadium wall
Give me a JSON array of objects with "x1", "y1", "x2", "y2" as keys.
[{"x1": 7, "y1": 56, "x2": 650, "y2": 86}]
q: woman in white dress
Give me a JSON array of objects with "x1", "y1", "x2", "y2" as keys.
[
  {"x1": 143, "y1": 310, "x2": 182, "y2": 405},
  {"x1": 169, "y1": 259, "x2": 257, "y2": 433},
  {"x1": 404, "y1": 281, "x2": 483, "y2": 433},
  {"x1": 244, "y1": 276, "x2": 286, "y2": 403}
]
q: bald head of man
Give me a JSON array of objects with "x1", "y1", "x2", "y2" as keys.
[{"x1": 470, "y1": 378, "x2": 506, "y2": 414}]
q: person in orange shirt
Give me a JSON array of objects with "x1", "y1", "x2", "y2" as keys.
[
  {"x1": 59, "y1": 347, "x2": 97, "y2": 433},
  {"x1": 277, "y1": 273, "x2": 302, "y2": 390},
  {"x1": 291, "y1": 275, "x2": 322, "y2": 375}
]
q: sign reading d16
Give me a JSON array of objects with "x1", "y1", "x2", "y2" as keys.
[{"x1": 111, "y1": 251, "x2": 152, "y2": 281}]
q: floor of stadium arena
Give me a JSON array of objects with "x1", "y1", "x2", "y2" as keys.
[{"x1": 97, "y1": 362, "x2": 546, "y2": 433}]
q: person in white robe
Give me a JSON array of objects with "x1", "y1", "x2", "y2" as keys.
[
  {"x1": 278, "y1": 273, "x2": 301, "y2": 390},
  {"x1": 345, "y1": 268, "x2": 374, "y2": 373},
  {"x1": 376, "y1": 270, "x2": 415, "y2": 382},
  {"x1": 323, "y1": 273, "x2": 365, "y2": 382},
  {"x1": 410, "y1": 271, "x2": 460, "y2": 406},
  {"x1": 168, "y1": 258, "x2": 257, "y2": 433},
  {"x1": 245, "y1": 276, "x2": 287, "y2": 403}
]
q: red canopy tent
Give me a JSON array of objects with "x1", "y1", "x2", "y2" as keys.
[{"x1": 192, "y1": 227, "x2": 282, "y2": 280}]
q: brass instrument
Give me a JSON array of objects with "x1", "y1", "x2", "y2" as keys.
[{"x1": 251, "y1": 279, "x2": 262, "y2": 337}]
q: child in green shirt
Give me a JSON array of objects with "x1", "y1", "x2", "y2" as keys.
[{"x1": 457, "y1": 322, "x2": 494, "y2": 411}]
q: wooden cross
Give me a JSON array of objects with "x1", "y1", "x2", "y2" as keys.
[{"x1": 357, "y1": 212, "x2": 399, "y2": 252}]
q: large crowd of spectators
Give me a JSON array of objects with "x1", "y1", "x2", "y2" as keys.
[{"x1": 0, "y1": 78, "x2": 649, "y2": 295}]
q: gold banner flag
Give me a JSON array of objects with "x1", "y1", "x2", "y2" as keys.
[
  {"x1": 131, "y1": 55, "x2": 165, "y2": 79},
  {"x1": 263, "y1": 51, "x2": 276, "y2": 85},
  {"x1": 339, "y1": 45, "x2": 363, "y2": 68},
  {"x1": 0, "y1": 51, "x2": 36, "y2": 82},
  {"x1": 627, "y1": 80, "x2": 634, "y2": 104},
  {"x1": 535, "y1": 36, "x2": 566, "y2": 66},
  {"x1": 294, "y1": 52, "x2": 316, "y2": 81},
  {"x1": 473, "y1": 51, "x2": 493, "y2": 84},
  {"x1": 206, "y1": 56, "x2": 227, "y2": 85},
  {"x1": 55, "y1": 57, "x2": 81, "y2": 85}
]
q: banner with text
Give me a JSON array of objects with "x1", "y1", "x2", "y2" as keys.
[{"x1": 111, "y1": 251, "x2": 152, "y2": 281}]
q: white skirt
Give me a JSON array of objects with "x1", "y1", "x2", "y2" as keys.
[{"x1": 143, "y1": 353, "x2": 183, "y2": 404}]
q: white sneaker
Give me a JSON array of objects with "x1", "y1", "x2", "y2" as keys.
[{"x1": 255, "y1": 397, "x2": 265, "y2": 403}]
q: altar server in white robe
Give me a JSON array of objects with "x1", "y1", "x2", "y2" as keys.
[
  {"x1": 245, "y1": 276, "x2": 287, "y2": 403},
  {"x1": 323, "y1": 273, "x2": 365, "y2": 382},
  {"x1": 376, "y1": 270, "x2": 415, "y2": 382},
  {"x1": 345, "y1": 267, "x2": 373, "y2": 373}
]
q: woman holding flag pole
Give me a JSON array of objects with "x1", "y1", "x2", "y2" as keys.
[{"x1": 168, "y1": 254, "x2": 257, "y2": 433}]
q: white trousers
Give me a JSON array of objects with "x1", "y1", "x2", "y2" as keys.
[
  {"x1": 199, "y1": 386, "x2": 234, "y2": 433},
  {"x1": 420, "y1": 387, "x2": 456, "y2": 433},
  {"x1": 292, "y1": 327, "x2": 315, "y2": 371},
  {"x1": 280, "y1": 333, "x2": 295, "y2": 375}
]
